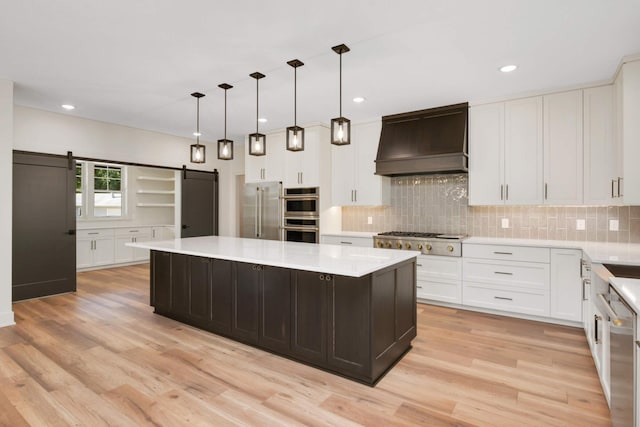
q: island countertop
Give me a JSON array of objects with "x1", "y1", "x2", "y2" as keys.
[{"x1": 127, "y1": 236, "x2": 419, "y2": 277}]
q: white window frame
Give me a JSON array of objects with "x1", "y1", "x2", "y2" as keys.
[{"x1": 76, "y1": 160, "x2": 128, "y2": 221}]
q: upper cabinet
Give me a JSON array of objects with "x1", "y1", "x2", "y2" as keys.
[
  {"x1": 469, "y1": 97, "x2": 543, "y2": 205},
  {"x1": 584, "y1": 85, "x2": 619, "y2": 205},
  {"x1": 616, "y1": 59, "x2": 640, "y2": 205},
  {"x1": 331, "y1": 121, "x2": 390, "y2": 206},
  {"x1": 245, "y1": 131, "x2": 285, "y2": 183},
  {"x1": 283, "y1": 126, "x2": 330, "y2": 188},
  {"x1": 543, "y1": 90, "x2": 583, "y2": 205}
]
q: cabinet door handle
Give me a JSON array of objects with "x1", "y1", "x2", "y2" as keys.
[
  {"x1": 611, "y1": 179, "x2": 616, "y2": 198},
  {"x1": 340, "y1": 241, "x2": 352, "y2": 245},
  {"x1": 494, "y1": 271, "x2": 513, "y2": 275},
  {"x1": 500, "y1": 184, "x2": 504, "y2": 201},
  {"x1": 617, "y1": 177, "x2": 623, "y2": 197},
  {"x1": 594, "y1": 314, "x2": 601, "y2": 344},
  {"x1": 67, "y1": 229, "x2": 76, "y2": 235},
  {"x1": 325, "y1": 275, "x2": 332, "y2": 281},
  {"x1": 88, "y1": 232, "x2": 99, "y2": 235},
  {"x1": 319, "y1": 274, "x2": 324, "y2": 280},
  {"x1": 417, "y1": 285, "x2": 423, "y2": 289},
  {"x1": 493, "y1": 251, "x2": 513, "y2": 255},
  {"x1": 494, "y1": 296, "x2": 513, "y2": 301},
  {"x1": 416, "y1": 264, "x2": 423, "y2": 267},
  {"x1": 354, "y1": 190, "x2": 357, "y2": 202},
  {"x1": 544, "y1": 183, "x2": 548, "y2": 200},
  {"x1": 505, "y1": 184, "x2": 509, "y2": 200},
  {"x1": 129, "y1": 230, "x2": 139, "y2": 233},
  {"x1": 152, "y1": 230, "x2": 156, "y2": 238},
  {"x1": 582, "y1": 279, "x2": 590, "y2": 301}
]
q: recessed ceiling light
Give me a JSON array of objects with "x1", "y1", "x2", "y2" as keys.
[
  {"x1": 353, "y1": 97, "x2": 365, "y2": 103},
  {"x1": 61, "y1": 104, "x2": 75, "y2": 110},
  {"x1": 499, "y1": 65, "x2": 518, "y2": 73},
  {"x1": 193, "y1": 132, "x2": 201, "y2": 137},
  {"x1": 258, "y1": 117, "x2": 268, "y2": 123}
]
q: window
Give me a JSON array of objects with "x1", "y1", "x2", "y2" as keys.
[
  {"x1": 93, "y1": 165, "x2": 122, "y2": 217},
  {"x1": 75, "y1": 161, "x2": 127, "y2": 219}
]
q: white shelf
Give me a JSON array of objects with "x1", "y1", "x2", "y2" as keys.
[
  {"x1": 136, "y1": 190, "x2": 175, "y2": 195},
  {"x1": 136, "y1": 203, "x2": 175, "y2": 207},
  {"x1": 137, "y1": 176, "x2": 175, "y2": 182}
]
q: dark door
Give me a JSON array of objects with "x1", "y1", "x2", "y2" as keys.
[
  {"x1": 12, "y1": 152, "x2": 76, "y2": 301},
  {"x1": 231, "y1": 262, "x2": 260, "y2": 345},
  {"x1": 181, "y1": 169, "x2": 218, "y2": 238},
  {"x1": 292, "y1": 271, "x2": 328, "y2": 364},
  {"x1": 260, "y1": 266, "x2": 291, "y2": 353}
]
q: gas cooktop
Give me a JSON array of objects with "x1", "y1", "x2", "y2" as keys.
[{"x1": 373, "y1": 231, "x2": 466, "y2": 256}]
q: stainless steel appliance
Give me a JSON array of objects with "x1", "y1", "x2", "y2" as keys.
[
  {"x1": 283, "y1": 187, "x2": 319, "y2": 218},
  {"x1": 282, "y1": 217, "x2": 319, "y2": 243},
  {"x1": 241, "y1": 182, "x2": 282, "y2": 240},
  {"x1": 373, "y1": 232, "x2": 465, "y2": 257}
]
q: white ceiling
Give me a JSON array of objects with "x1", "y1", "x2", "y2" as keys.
[{"x1": 2, "y1": 0, "x2": 639, "y2": 145}]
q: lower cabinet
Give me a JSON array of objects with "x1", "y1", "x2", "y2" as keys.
[
  {"x1": 114, "y1": 228, "x2": 152, "y2": 264},
  {"x1": 549, "y1": 248, "x2": 583, "y2": 322},
  {"x1": 150, "y1": 250, "x2": 416, "y2": 385},
  {"x1": 416, "y1": 255, "x2": 462, "y2": 304},
  {"x1": 77, "y1": 230, "x2": 115, "y2": 269}
]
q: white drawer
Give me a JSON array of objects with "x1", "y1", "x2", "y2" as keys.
[
  {"x1": 321, "y1": 235, "x2": 372, "y2": 248},
  {"x1": 464, "y1": 243, "x2": 550, "y2": 263},
  {"x1": 416, "y1": 255, "x2": 462, "y2": 281},
  {"x1": 463, "y1": 282, "x2": 549, "y2": 316},
  {"x1": 417, "y1": 279, "x2": 461, "y2": 304},
  {"x1": 463, "y1": 258, "x2": 550, "y2": 291},
  {"x1": 115, "y1": 227, "x2": 152, "y2": 237},
  {"x1": 77, "y1": 229, "x2": 114, "y2": 239}
]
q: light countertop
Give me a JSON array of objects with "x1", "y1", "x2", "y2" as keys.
[
  {"x1": 464, "y1": 237, "x2": 640, "y2": 266},
  {"x1": 127, "y1": 236, "x2": 418, "y2": 277},
  {"x1": 609, "y1": 277, "x2": 640, "y2": 314},
  {"x1": 78, "y1": 224, "x2": 174, "y2": 230}
]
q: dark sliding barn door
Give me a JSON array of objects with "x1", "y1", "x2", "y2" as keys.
[
  {"x1": 181, "y1": 168, "x2": 219, "y2": 238},
  {"x1": 12, "y1": 151, "x2": 76, "y2": 301}
]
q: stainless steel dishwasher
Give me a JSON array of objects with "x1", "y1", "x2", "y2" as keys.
[{"x1": 604, "y1": 285, "x2": 637, "y2": 427}]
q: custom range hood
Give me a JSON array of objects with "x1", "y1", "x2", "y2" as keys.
[{"x1": 375, "y1": 102, "x2": 468, "y2": 176}]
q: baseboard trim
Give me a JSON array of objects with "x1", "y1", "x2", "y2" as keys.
[{"x1": 0, "y1": 310, "x2": 15, "y2": 328}]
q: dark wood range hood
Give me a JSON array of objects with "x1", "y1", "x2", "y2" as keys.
[{"x1": 375, "y1": 102, "x2": 468, "y2": 176}]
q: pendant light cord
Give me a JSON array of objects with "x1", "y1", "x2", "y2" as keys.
[
  {"x1": 224, "y1": 89, "x2": 227, "y2": 139},
  {"x1": 196, "y1": 97, "x2": 200, "y2": 146},
  {"x1": 294, "y1": 66, "x2": 297, "y2": 126},
  {"x1": 256, "y1": 78, "x2": 259, "y2": 134},
  {"x1": 339, "y1": 52, "x2": 342, "y2": 117}
]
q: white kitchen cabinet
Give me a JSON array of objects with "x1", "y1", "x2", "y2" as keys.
[
  {"x1": 76, "y1": 229, "x2": 115, "y2": 269},
  {"x1": 543, "y1": 90, "x2": 583, "y2": 205},
  {"x1": 617, "y1": 59, "x2": 640, "y2": 204},
  {"x1": 468, "y1": 97, "x2": 543, "y2": 205},
  {"x1": 320, "y1": 234, "x2": 373, "y2": 247},
  {"x1": 284, "y1": 126, "x2": 329, "y2": 188},
  {"x1": 151, "y1": 226, "x2": 174, "y2": 241},
  {"x1": 584, "y1": 85, "x2": 619, "y2": 205},
  {"x1": 549, "y1": 248, "x2": 583, "y2": 322},
  {"x1": 468, "y1": 102, "x2": 504, "y2": 205},
  {"x1": 416, "y1": 255, "x2": 462, "y2": 304},
  {"x1": 114, "y1": 228, "x2": 151, "y2": 264},
  {"x1": 244, "y1": 131, "x2": 285, "y2": 183},
  {"x1": 331, "y1": 121, "x2": 390, "y2": 206}
]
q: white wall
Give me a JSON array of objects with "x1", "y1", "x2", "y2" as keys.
[
  {"x1": 0, "y1": 80, "x2": 15, "y2": 327},
  {"x1": 13, "y1": 106, "x2": 243, "y2": 236}
]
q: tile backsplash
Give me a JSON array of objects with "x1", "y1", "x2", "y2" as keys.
[{"x1": 342, "y1": 174, "x2": 640, "y2": 243}]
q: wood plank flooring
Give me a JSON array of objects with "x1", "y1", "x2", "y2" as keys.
[{"x1": 0, "y1": 264, "x2": 611, "y2": 426}]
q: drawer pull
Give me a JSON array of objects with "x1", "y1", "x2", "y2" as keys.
[
  {"x1": 88, "y1": 232, "x2": 99, "y2": 235},
  {"x1": 494, "y1": 296, "x2": 513, "y2": 301},
  {"x1": 417, "y1": 285, "x2": 423, "y2": 289},
  {"x1": 493, "y1": 251, "x2": 513, "y2": 255},
  {"x1": 416, "y1": 264, "x2": 423, "y2": 267},
  {"x1": 339, "y1": 241, "x2": 353, "y2": 245},
  {"x1": 494, "y1": 271, "x2": 513, "y2": 275},
  {"x1": 129, "y1": 230, "x2": 139, "y2": 233}
]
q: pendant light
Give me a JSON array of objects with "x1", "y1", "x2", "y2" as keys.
[
  {"x1": 217, "y1": 83, "x2": 233, "y2": 160},
  {"x1": 286, "y1": 59, "x2": 304, "y2": 152},
  {"x1": 248, "y1": 72, "x2": 266, "y2": 156},
  {"x1": 330, "y1": 44, "x2": 351, "y2": 146},
  {"x1": 190, "y1": 92, "x2": 206, "y2": 163}
]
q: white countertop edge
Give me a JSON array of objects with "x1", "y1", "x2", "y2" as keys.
[
  {"x1": 78, "y1": 224, "x2": 175, "y2": 230},
  {"x1": 127, "y1": 237, "x2": 419, "y2": 277},
  {"x1": 609, "y1": 277, "x2": 640, "y2": 314},
  {"x1": 321, "y1": 231, "x2": 379, "y2": 239}
]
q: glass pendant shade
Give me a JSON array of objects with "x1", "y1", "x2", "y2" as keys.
[
  {"x1": 248, "y1": 72, "x2": 266, "y2": 157},
  {"x1": 190, "y1": 91, "x2": 206, "y2": 163},
  {"x1": 331, "y1": 44, "x2": 351, "y2": 146},
  {"x1": 286, "y1": 59, "x2": 304, "y2": 152},
  {"x1": 286, "y1": 126, "x2": 305, "y2": 151},
  {"x1": 330, "y1": 117, "x2": 351, "y2": 145},
  {"x1": 217, "y1": 83, "x2": 234, "y2": 161},
  {"x1": 190, "y1": 143, "x2": 206, "y2": 163},
  {"x1": 217, "y1": 139, "x2": 233, "y2": 160},
  {"x1": 249, "y1": 133, "x2": 266, "y2": 156}
]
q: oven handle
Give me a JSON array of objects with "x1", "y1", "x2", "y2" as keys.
[
  {"x1": 282, "y1": 194, "x2": 319, "y2": 200},
  {"x1": 282, "y1": 226, "x2": 320, "y2": 232},
  {"x1": 597, "y1": 293, "x2": 622, "y2": 325}
]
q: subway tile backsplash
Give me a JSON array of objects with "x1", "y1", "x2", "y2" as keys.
[{"x1": 342, "y1": 174, "x2": 640, "y2": 243}]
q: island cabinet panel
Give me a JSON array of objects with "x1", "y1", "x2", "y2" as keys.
[
  {"x1": 260, "y1": 267, "x2": 291, "y2": 353},
  {"x1": 148, "y1": 250, "x2": 416, "y2": 386},
  {"x1": 232, "y1": 262, "x2": 261, "y2": 345},
  {"x1": 328, "y1": 275, "x2": 371, "y2": 379},
  {"x1": 210, "y1": 259, "x2": 232, "y2": 335},
  {"x1": 292, "y1": 271, "x2": 328, "y2": 365}
]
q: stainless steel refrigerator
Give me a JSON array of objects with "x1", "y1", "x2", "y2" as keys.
[{"x1": 241, "y1": 182, "x2": 282, "y2": 240}]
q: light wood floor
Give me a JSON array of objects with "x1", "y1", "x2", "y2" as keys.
[{"x1": 0, "y1": 264, "x2": 611, "y2": 426}]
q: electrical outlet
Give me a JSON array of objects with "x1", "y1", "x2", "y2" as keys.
[
  {"x1": 576, "y1": 219, "x2": 586, "y2": 230},
  {"x1": 609, "y1": 219, "x2": 619, "y2": 231},
  {"x1": 367, "y1": 216, "x2": 373, "y2": 225},
  {"x1": 501, "y1": 218, "x2": 509, "y2": 229}
]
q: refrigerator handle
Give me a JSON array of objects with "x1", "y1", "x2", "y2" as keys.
[
  {"x1": 255, "y1": 187, "x2": 259, "y2": 237},
  {"x1": 259, "y1": 188, "x2": 264, "y2": 237}
]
